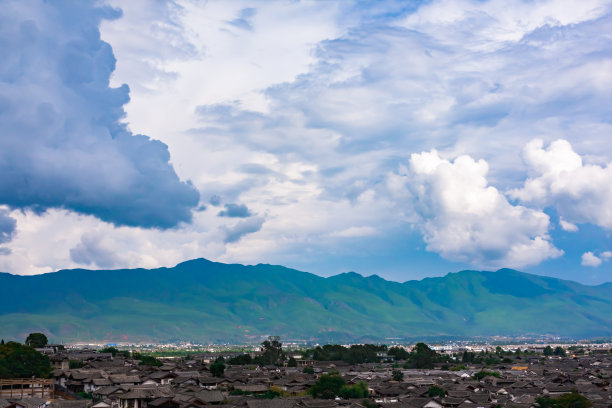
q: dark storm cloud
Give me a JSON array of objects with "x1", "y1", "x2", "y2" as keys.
[
  {"x1": 0, "y1": 209, "x2": 16, "y2": 245},
  {"x1": 0, "y1": 0, "x2": 199, "y2": 229},
  {"x1": 218, "y1": 203, "x2": 252, "y2": 218},
  {"x1": 223, "y1": 216, "x2": 264, "y2": 243}
]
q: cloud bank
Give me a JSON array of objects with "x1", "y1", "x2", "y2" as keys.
[{"x1": 0, "y1": 0, "x2": 199, "y2": 231}]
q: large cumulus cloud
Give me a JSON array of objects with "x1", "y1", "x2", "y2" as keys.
[
  {"x1": 406, "y1": 150, "x2": 562, "y2": 268},
  {"x1": 510, "y1": 139, "x2": 612, "y2": 229},
  {"x1": 0, "y1": 0, "x2": 199, "y2": 230}
]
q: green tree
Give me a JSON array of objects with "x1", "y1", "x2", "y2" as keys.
[
  {"x1": 228, "y1": 354, "x2": 252, "y2": 365},
  {"x1": 428, "y1": 385, "x2": 446, "y2": 397},
  {"x1": 450, "y1": 365, "x2": 467, "y2": 371},
  {"x1": 388, "y1": 346, "x2": 410, "y2": 360},
  {"x1": 287, "y1": 356, "x2": 297, "y2": 367},
  {"x1": 258, "y1": 336, "x2": 285, "y2": 366},
  {"x1": 100, "y1": 347, "x2": 130, "y2": 358},
  {"x1": 338, "y1": 381, "x2": 369, "y2": 399},
  {"x1": 133, "y1": 353, "x2": 163, "y2": 367},
  {"x1": 69, "y1": 360, "x2": 84, "y2": 369},
  {"x1": 544, "y1": 346, "x2": 554, "y2": 356},
  {"x1": 100, "y1": 346, "x2": 119, "y2": 356},
  {"x1": 555, "y1": 391, "x2": 592, "y2": 408},
  {"x1": 303, "y1": 366, "x2": 315, "y2": 374},
  {"x1": 25, "y1": 333, "x2": 48, "y2": 348},
  {"x1": 536, "y1": 391, "x2": 592, "y2": 408},
  {"x1": 210, "y1": 359, "x2": 225, "y2": 377},
  {"x1": 537, "y1": 396, "x2": 557, "y2": 408},
  {"x1": 412, "y1": 342, "x2": 437, "y2": 369},
  {"x1": 306, "y1": 344, "x2": 386, "y2": 364},
  {"x1": 392, "y1": 369, "x2": 404, "y2": 381},
  {"x1": 257, "y1": 388, "x2": 283, "y2": 399},
  {"x1": 462, "y1": 350, "x2": 476, "y2": 363},
  {"x1": 0, "y1": 341, "x2": 51, "y2": 378},
  {"x1": 553, "y1": 347, "x2": 567, "y2": 357},
  {"x1": 473, "y1": 370, "x2": 500, "y2": 380},
  {"x1": 362, "y1": 400, "x2": 377, "y2": 408},
  {"x1": 309, "y1": 373, "x2": 346, "y2": 399}
]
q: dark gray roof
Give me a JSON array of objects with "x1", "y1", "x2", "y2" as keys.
[
  {"x1": 246, "y1": 400, "x2": 298, "y2": 408},
  {"x1": 193, "y1": 390, "x2": 226, "y2": 403}
]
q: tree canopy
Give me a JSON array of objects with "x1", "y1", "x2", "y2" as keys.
[
  {"x1": 411, "y1": 342, "x2": 438, "y2": 369},
  {"x1": 257, "y1": 336, "x2": 285, "y2": 366},
  {"x1": 228, "y1": 354, "x2": 252, "y2": 365},
  {"x1": 473, "y1": 370, "x2": 501, "y2": 380},
  {"x1": 133, "y1": 353, "x2": 163, "y2": 367},
  {"x1": 25, "y1": 333, "x2": 48, "y2": 348},
  {"x1": 388, "y1": 346, "x2": 410, "y2": 360},
  {"x1": 210, "y1": 358, "x2": 225, "y2": 377},
  {"x1": 537, "y1": 391, "x2": 592, "y2": 408},
  {"x1": 306, "y1": 344, "x2": 386, "y2": 364},
  {"x1": 428, "y1": 385, "x2": 446, "y2": 397},
  {"x1": 99, "y1": 346, "x2": 129, "y2": 358},
  {"x1": 309, "y1": 373, "x2": 347, "y2": 399},
  {"x1": 0, "y1": 341, "x2": 51, "y2": 378}
]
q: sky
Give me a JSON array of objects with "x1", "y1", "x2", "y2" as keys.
[{"x1": 1, "y1": 0, "x2": 611, "y2": 284}]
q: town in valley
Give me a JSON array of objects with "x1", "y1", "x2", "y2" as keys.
[{"x1": 1, "y1": 334, "x2": 610, "y2": 408}]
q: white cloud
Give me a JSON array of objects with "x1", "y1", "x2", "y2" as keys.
[
  {"x1": 581, "y1": 251, "x2": 602, "y2": 267},
  {"x1": 330, "y1": 226, "x2": 379, "y2": 238},
  {"x1": 510, "y1": 139, "x2": 612, "y2": 229},
  {"x1": 406, "y1": 150, "x2": 562, "y2": 268},
  {"x1": 601, "y1": 251, "x2": 612, "y2": 260},
  {"x1": 559, "y1": 218, "x2": 579, "y2": 232},
  {"x1": 400, "y1": 0, "x2": 610, "y2": 50}
]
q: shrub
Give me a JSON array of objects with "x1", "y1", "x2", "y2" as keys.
[
  {"x1": 69, "y1": 360, "x2": 84, "y2": 369},
  {"x1": 362, "y1": 399, "x2": 378, "y2": 408},
  {"x1": 392, "y1": 369, "x2": 404, "y2": 381},
  {"x1": 338, "y1": 381, "x2": 369, "y2": 399},
  {"x1": 210, "y1": 360, "x2": 225, "y2": 377},
  {"x1": 536, "y1": 391, "x2": 592, "y2": 408},
  {"x1": 474, "y1": 370, "x2": 500, "y2": 380},
  {"x1": 308, "y1": 373, "x2": 346, "y2": 399},
  {"x1": 427, "y1": 385, "x2": 446, "y2": 397}
]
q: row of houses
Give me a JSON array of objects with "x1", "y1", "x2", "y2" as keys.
[{"x1": 3, "y1": 348, "x2": 611, "y2": 408}]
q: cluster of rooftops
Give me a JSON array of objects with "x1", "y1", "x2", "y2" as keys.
[{"x1": 2, "y1": 347, "x2": 611, "y2": 408}]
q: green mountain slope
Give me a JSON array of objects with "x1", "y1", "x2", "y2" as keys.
[{"x1": 1, "y1": 259, "x2": 610, "y2": 342}]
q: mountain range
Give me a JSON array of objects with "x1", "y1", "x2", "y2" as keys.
[{"x1": 1, "y1": 258, "x2": 611, "y2": 343}]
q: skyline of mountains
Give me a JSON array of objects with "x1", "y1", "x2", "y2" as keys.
[{"x1": 1, "y1": 258, "x2": 611, "y2": 343}]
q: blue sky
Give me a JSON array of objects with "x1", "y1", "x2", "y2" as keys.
[{"x1": 1, "y1": 0, "x2": 611, "y2": 284}]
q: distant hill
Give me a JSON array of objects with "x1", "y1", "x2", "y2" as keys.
[{"x1": 1, "y1": 258, "x2": 611, "y2": 343}]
